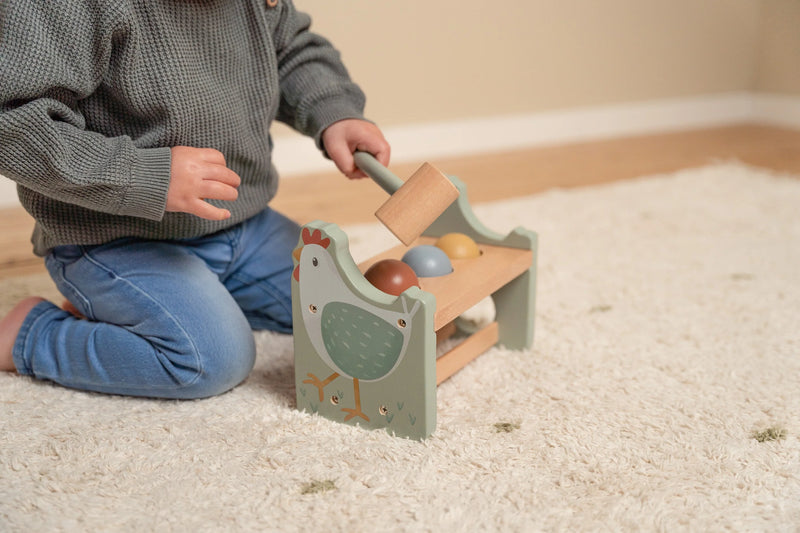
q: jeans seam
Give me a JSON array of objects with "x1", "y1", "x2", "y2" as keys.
[
  {"x1": 222, "y1": 225, "x2": 244, "y2": 279},
  {"x1": 79, "y1": 250, "x2": 205, "y2": 390},
  {"x1": 47, "y1": 252, "x2": 94, "y2": 319}
]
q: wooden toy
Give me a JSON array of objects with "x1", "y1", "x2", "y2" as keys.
[{"x1": 292, "y1": 152, "x2": 537, "y2": 439}]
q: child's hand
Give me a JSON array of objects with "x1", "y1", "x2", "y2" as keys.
[
  {"x1": 167, "y1": 146, "x2": 241, "y2": 220},
  {"x1": 322, "y1": 119, "x2": 391, "y2": 180}
]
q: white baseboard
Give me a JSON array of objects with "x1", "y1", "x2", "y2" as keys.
[
  {"x1": 1, "y1": 92, "x2": 798, "y2": 209},
  {"x1": 0, "y1": 178, "x2": 16, "y2": 208},
  {"x1": 272, "y1": 92, "x2": 761, "y2": 176},
  {"x1": 751, "y1": 94, "x2": 800, "y2": 129},
  {"x1": 271, "y1": 91, "x2": 798, "y2": 176}
]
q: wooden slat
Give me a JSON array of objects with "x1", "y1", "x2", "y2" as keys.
[
  {"x1": 436, "y1": 321, "x2": 499, "y2": 385},
  {"x1": 0, "y1": 259, "x2": 46, "y2": 280},
  {"x1": 359, "y1": 238, "x2": 533, "y2": 331}
]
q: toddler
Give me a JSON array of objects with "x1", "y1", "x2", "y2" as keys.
[{"x1": 0, "y1": 0, "x2": 390, "y2": 398}]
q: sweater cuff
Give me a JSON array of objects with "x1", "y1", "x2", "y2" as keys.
[
  {"x1": 118, "y1": 147, "x2": 172, "y2": 221},
  {"x1": 308, "y1": 95, "x2": 367, "y2": 151}
]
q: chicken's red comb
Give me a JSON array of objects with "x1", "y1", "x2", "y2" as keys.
[{"x1": 301, "y1": 227, "x2": 330, "y2": 248}]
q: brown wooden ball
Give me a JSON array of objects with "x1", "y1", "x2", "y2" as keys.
[{"x1": 364, "y1": 259, "x2": 420, "y2": 296}]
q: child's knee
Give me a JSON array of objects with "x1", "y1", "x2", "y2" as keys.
[{"x1": 174, "y1": 334, "x2": 257, "y2": 399}]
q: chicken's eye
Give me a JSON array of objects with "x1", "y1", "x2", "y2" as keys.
[{"x1": 312, "y1": 257, "x2": 319, "y2": 267}]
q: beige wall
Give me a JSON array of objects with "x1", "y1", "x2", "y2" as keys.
[
  {"x1": 291, "y1": 0, "x2": 800, "y2": 131},
  {"x1": 757, "y1": 0, "x2": 800, "y2": 94},
  {"x1": 295, "y1": 0, "x2": 765, "y2": 128}
]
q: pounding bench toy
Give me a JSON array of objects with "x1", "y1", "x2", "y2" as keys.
[{"x1": 291, "y1": 152, "x2": 537, "y2": 439}]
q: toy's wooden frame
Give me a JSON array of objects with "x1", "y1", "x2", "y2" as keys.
[{"x1": 292, "y1": 157, "x2": 537, "y2": 439}]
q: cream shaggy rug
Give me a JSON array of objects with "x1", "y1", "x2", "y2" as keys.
[{"x1": 1, "y1": 163, "x2": 799, "y2": 532}]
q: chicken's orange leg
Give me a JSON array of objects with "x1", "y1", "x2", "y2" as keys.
[
  {"x1": 303, "y1": 372, "x2": 339, "y2": 402},
  {"x1": 342, "y1": 379, "x2": 370, "y2": 422}
]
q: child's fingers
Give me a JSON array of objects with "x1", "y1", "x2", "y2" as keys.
[
  {"x1": 189, "y1": 198, "x2": 231, "y2": 221},
  {"x1": 372, "y1": 144, "x2": 390, "y2": 168},
  {"x1": 199, "y1": 180, "x2": 239, "y2": 202},
  {"x1": 356, "y1": 137, "x2": 391, "y2": 168},
  {"x1": 196, "y1": 147, "x2": 227, "y2": 165},
  {"x1": 325, "y1": 140, "x2": 357, "y2": 177},
  {"x1": 346, "y1": 140, "x2": 390, "y2": 180},
  {"x1": 321, "y1": 119, "x2": 391, "y2": 180},
  {"x1": 204, "y1": 164, "x2": 241, "y2": 188},
  {"x1": 168, "y1": 146, "x2": 240, "y2": 219}
]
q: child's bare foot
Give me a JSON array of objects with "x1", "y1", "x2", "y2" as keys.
[
  {"x1": 0, "y1": 297, "x2": 46, "y2": 372},
  {"x1": 62, "y1": 300, "x2": 84, "y2": 319}
]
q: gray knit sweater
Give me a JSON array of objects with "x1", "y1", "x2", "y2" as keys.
[{"x1": 0, "y1": 0, "x2": 366, "y2": 256}]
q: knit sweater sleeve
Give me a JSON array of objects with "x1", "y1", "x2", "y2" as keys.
[
  {"x1": 271, "y1": 1, "x2": 368, "y2": 148},
  {"x1": 0, "y1": 2, "x2": 171, "y2": 221}
]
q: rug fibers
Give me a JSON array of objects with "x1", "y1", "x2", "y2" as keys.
[{"x1": 1, "y1": 163, "x2": 798, "y2": 532}]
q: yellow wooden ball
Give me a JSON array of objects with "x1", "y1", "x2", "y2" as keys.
[{"x1": 434, "y1": 232, "x2": 481, "y2": 259}]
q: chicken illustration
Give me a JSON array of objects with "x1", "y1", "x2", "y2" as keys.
[{"x1": 293, "y1": 228, "x2": 421, "y2": 422}]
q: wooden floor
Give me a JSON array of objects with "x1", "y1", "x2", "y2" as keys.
[{"x1": 2, "y1": 123, "x2": 799, "y2": 279}]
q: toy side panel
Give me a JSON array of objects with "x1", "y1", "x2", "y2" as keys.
[
  {"x1": 423, "y1": 176, "x2": 504, "y2": 244},
  {"x1": 424, "y1": 176, "x2": 538, "y2": 350},
  {"x1": 292, "y1": 221, "x2": 438, "y2": 440}
]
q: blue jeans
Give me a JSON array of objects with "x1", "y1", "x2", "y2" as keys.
[{"x1": 12, "y1": 207, "x2": 300, "y2": 399}]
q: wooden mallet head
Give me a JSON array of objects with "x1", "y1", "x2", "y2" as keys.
[{"x1": 354, "y1": 152, "x2": 460, "y2": 245}]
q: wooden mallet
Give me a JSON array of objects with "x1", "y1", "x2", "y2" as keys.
[{"x1": 354, "y1": 151, "x2": 460, "y2": 245}]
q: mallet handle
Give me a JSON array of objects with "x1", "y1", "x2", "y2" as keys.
[{"x1": 353, "y1": 151, "x2": 403, "y2": 195}]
